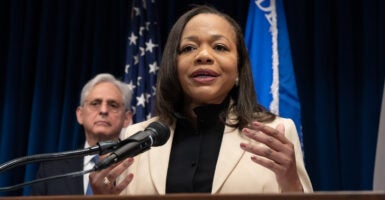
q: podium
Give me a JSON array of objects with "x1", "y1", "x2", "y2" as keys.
[{"x1": 0, "y1": 192, "x2": 385, "y2": 200}]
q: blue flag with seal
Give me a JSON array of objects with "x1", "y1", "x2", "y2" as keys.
[
  {"x1": 245, "y1": 0, "x2": 303, "y2": 146},
  {"x1": 124, "y1": 0, "x2": 162, "y2": 123}
]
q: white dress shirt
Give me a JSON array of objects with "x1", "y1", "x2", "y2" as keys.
[{"x1": 83, "y1": 142, "x2": 96, "y2": 194}]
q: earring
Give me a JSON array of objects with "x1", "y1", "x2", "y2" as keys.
[{"x1": 235, "y1": 77, "x2": 239, "y2": 86}]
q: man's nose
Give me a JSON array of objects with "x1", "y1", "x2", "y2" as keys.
[{"x1": 99, "y1": 103, "x2": 109, "y2": 114}]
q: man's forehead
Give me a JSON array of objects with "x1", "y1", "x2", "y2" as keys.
[{"x1": 87, "y1": 97, "x2": 121, "y2": 102}]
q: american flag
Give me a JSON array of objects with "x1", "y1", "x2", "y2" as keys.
[{"x1": 124, "y1": 0, "x2": 161, "y2": 123}]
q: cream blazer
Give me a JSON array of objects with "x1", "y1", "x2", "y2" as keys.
[{"x1": 119, "y1": 117, "x2": 313, "y2": 195}]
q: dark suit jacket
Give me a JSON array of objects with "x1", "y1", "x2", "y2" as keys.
[{"x1": 30, "y1": 157, "x2": 84, "y2": 195}]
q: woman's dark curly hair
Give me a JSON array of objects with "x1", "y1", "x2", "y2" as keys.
[{"x1": 154, "y1": 5, "x2": 276, "y2": 129}]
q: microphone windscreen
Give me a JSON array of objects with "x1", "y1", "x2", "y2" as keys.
[{"x1": 147, "y1": 121, "x2": 170, "y2": 146}]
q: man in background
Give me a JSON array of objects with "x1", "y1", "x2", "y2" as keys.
[{"x1": 31, "y1": 73, "x2": 132, "y2": 195}]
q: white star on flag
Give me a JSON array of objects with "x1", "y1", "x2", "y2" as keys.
[
  {"x1": 145, "y1": 39, "x2": 158, "y2": 53},
  {"x1": 149, "y1": 62, "x2": 159, "y2": 74},
  {"x1": 136, "y1": 94, "x2": 146, "y2": 107},
  {"x1": 128, "y1": 32, "x2": 138, "y2": 45}
]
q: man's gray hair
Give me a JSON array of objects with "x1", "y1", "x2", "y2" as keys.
[{"x1": 80, "y1": 73, "x2": 132, "y2": 111}]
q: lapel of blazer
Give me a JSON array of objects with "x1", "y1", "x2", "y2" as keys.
[
  {"x1": 148, "y1": 122, "x2": 175, "y2": 194},
  {"x1": 211, "y1": 125, "x2": 245, "y2": 193}
]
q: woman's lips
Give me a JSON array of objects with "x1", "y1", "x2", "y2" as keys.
[{"x1": 191, "y1": 69, "x2": 218, "y2": 84}]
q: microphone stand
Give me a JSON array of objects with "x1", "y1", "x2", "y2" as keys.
[
  {"x1": 0, "y1": 169, "x2": 93, "y2": 192},
  {"x1": 0, "y1": 141, "x2": 120, "y2": 173},
  {"x1": 0, "y1": 141, "x2": 121, "y2": 192}
]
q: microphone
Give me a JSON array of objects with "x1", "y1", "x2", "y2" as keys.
[{"x1": 94, "y1": 121, "x2": 170, "y2": 171}]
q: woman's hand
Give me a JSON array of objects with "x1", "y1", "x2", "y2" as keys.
[
  {"x1": 89, "y1": 157, "x2": 134, "y2": 194},
  {"x1": 240, "y1": 121, "x2": 303, "y2": 192}
]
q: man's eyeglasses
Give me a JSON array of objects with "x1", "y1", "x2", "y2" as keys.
[{"x1": 83, "y1": 100, "x2": 124, "y2": 113}]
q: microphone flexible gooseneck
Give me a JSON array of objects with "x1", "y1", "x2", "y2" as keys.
[{"x1": 94, "y1": 121, "x2": 170, "y2": 171}]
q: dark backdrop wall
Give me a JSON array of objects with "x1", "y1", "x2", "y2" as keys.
[{"x1": 0, "y1": 0, "x2": 384, "y2": 196}]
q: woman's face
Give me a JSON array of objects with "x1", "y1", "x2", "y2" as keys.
[{"x1": 177, "y1": 13, "x2": 238, "y2": 108}]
